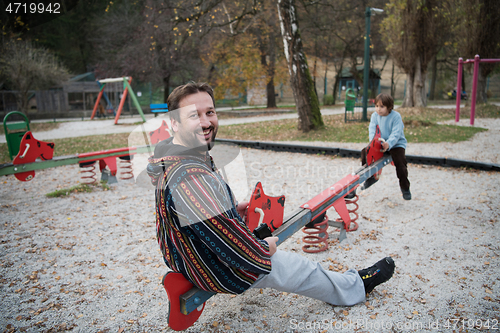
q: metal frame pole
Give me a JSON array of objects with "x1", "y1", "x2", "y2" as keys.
[
  {"x1": 455, "y1": 58, "x2": 463, "y2": 123},
  {"x1": 362, "y1": 7, "x2": 371, "y2": 122},
  {"x1": 470, "y1": 55, "x2": 480, "y2": 125}
]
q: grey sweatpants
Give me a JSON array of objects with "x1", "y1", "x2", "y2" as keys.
[{"x1": 250, "y1": 250, "x2": 366, "y2": 306}]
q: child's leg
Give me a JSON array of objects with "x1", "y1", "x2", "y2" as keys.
[
  {"x1": 347, "y1": 147, "x2": 378, "y2": 197},
  {"x1": 389, "y1": 147, "x2": 410, "y2": 190},
  {"x1": 250, "y1": 250, "x2": 366, "y2": 306},
  {"x1": 361, "y1": 147, "x2": 367, "y2": 166}
]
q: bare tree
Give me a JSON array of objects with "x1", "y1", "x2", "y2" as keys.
[
  {"x1": 201, "y1": 1, "x2": 287, "y2": 108},
  {"x1": 298, "y1": 0, "x2": 386, "y2": 103},
  {"x1": 0, "y1": 39, "x2": 69, "y2": 114},
  {"x1": 278, "y1": 0, "x2": 323, "y2": 132},
  {"x1": 92, "y1": 0, "x2": 263, "y2": 102},
  {"x1": 381, "y1": 0, "x2": 450, "y2": 107}
]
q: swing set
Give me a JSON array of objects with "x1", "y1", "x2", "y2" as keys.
[
  {"x1": 91, "y1": 77, "x2": 146, "y2": 124},
  {"x1": 455, "y1": 55, "x2": 500, "y2": 125}
]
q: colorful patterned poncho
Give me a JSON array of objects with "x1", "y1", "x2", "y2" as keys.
[{"x1": 147, "y1": 138, "x2": 272, "y2": 294}]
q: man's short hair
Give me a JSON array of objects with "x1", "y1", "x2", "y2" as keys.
[
  {"x1": 167, "y1": 82, "x2": 215, "y2": 122},
  {"x1": 375, "y1": 93, "x2": 394, "y2": 112}
]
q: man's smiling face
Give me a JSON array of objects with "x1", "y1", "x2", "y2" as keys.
[{"x1": 171, "y1": 91, "x2": 218, "y2": 151}]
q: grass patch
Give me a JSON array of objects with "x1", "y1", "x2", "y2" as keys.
[
  {"x1": 218, "y1": 104, "x2": 498, "y2": 143},
  {"x1": 0, "y1": 132, "x2": 130, "y2": 164},
  {"x1": 46, "y1": 183, "x2": 93, "y2": 197},
  {"x1": 0, "y1": 121, "x2": 60, "y2": 135},
  {"x1": 404, "y1": 123, "x2": 486, "y2": 143},
  {"x1": 46, "y1": 181, "x2": 110, "y2": 197},
  {"x1": 50, "y1": 133, "x2": 130, "y2": 157},
  {"x1": 218, "y1": 114, "x2": 371, "y2": 142},
  {"x1": 0, "y1": 104, "x2": 498, "y2": 164}
]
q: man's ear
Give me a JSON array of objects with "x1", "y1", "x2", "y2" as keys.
[{"x1": 171, "y1": 119, "x2": 179, "y2": 133}]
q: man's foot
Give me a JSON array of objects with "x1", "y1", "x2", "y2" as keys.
[
  {"x1": 402, "y1": 189, "x2": 411, "y2": 200},
  {"x1": 358, "y1": 257, "x2": 395, "y2": 294}
]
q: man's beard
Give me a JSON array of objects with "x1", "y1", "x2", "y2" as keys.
[
  {"x1": 206, "y1": 126, "x2": 218, "y2": 150},
  {"x1": 182, "y1": 125, "x2": 218, "y2": 152}
]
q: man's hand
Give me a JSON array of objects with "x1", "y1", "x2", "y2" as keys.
[
  {"x1": 236, "y1": 201, "x2": 249, "y2": 221},
  {"x1": 263, "y1": 236, "x2": 279, "y2": 256}
]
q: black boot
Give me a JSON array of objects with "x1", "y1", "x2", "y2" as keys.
[{"x1": 358, "y1": 257, "x2": 395, "y2": 294}]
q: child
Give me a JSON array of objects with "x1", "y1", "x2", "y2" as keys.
[{"x1": 354, "y1": 93, "x2": 411, "y2": 200}]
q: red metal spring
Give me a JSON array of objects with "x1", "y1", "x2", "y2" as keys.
[
  {"x1": 119, "y1": 156, "x2": 134, "y2": 180},
  {"x1": 302, "y1": 214, "x2": 329, "y2": 253},
  {"x1": 338, "y1": 194, "x2": 359, "y2": 232},
  {"x1": 79, "y1": 161, "x2": 97, "y2": 184}
]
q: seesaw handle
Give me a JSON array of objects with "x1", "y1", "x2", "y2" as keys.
[
  {"x1": 19, "y1": 144, "x2": 30, "y2": 159},
  {"x1": 254, "y1": 207, "x2": 265, "y2": 225}
]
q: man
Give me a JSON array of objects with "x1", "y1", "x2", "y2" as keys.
[{"x1": 147, "y1": 82, "x2": 395, "y2": 305}]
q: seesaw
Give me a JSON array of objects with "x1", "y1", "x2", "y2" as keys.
[
  {"x1": 163, "y1": 126, "x2": 392, "y2": 331},
  {"x1": 0, "y1": 120, "x2": 172, "y2": 182}
]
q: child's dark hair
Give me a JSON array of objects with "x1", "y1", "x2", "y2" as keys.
[{"x1": 375, "y1": 93, "x2": 394, "y2": 112}]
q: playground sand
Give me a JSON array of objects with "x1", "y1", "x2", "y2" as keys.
[{"x1": 0, "y1": 119, "x2": 499, "y2": 332}]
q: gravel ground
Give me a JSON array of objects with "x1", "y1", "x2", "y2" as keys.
[{"x1": 0, "y1": 117, "x2": 499, "y2": 332}]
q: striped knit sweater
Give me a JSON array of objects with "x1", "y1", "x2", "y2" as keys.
[{"x1": 147, "y1": 139, "x2": 272, "y2": 294}]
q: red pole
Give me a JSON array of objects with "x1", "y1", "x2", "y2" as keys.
[
  {"x1": 470, "y1": 55, "x2": 480, "y2": 126},
  {"x1": 91, "y1": 88, "x2": 105, "y2": 120},
  {"x1": 114, "y1": 77, "x2": 132, "y2": 125},
  {"x1": 455, "y1": 58, "x2": 463, "y2": 123}
]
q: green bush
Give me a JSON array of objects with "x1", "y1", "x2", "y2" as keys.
[{"x1": 323, "y1": 94, "x2": 334, "y2": 105}]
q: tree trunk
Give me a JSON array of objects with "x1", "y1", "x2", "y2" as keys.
[
  {"x1": 413, "y1": 56, "x2": 427, "y2": 107},
  {"x1": 477, "y1": 67, "x2": 488, "y2": 104},
  {"x1": 402, "y1": 72, "x2": 414, "y2": 107},
  {"x1": 163, "y1": 74, "x2": 170, "y2": 103},
  {"x1": 312, "y1": 58, "x2": 318, "y2": 97},
  {"x1": 332, "y1": 62, "x2": 343, "y2": 105},
  {"x1": 390, "y1": 61, "x2": 396, "y2": 97},
  {"x1": 266, "y1": 34, "x2": 277, "y2": 108},
  {"x1": 402, "y1": 56, "x2": 428, "y2": 108},
  {"x1": 429, "y1": 55, "x2": 437, "y2": 100},
  {"x1": 323, "y1": 58, "x2": 328, "y2": 104},
  {"x1": 266, "y1": 76, "x2": 276, "y2": 108},
  {"x1": 278, "y1": 0, "x2": 323, "y2": 132}
]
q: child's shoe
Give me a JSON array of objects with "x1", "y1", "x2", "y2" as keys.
[
  {"x1": 359, "y1": 176, "x2": 379, "y2": 192},
  {"x1": 402, "y1": 189, "x2": 411, "y2": 200},
  {"x1": 358, "y1": 257, "x2": 395, "y2": 294},
  {"x1": 345, "y1": 189, "x2": 356, "y2": 199}
]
